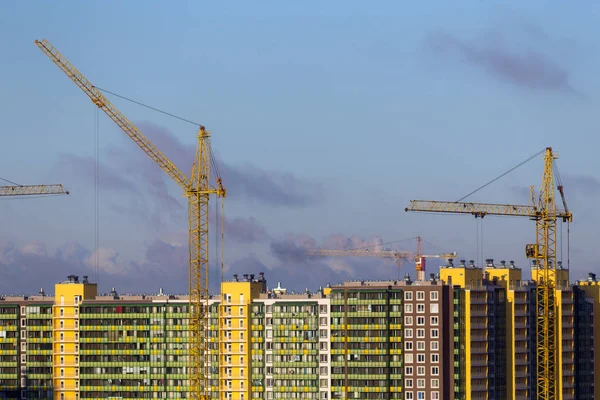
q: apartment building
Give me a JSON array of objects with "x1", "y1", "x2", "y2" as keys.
[
  {"x1": 1, "y1": 267, "x2": 600, "y2": 399},
  {"x1": 440, "y1": 259, "x2": 507, "y2": 400}
]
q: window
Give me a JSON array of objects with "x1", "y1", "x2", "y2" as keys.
[
  {"x1": 416, "y1": 291, "x2": 425, "y2": 300},
  {"x1": 405, "y1": 392, "x2": 413, "y2": 400},
  {"x1": 416, "y1": 304, "x2": 425, "y2": 313},
  {"x1": 430, "y1": 303, "x2": 439, "y2": 313},
  {"x1": 320, "y1": 354, "x2": 328, "y2": 362},
  {"x1": 405, "y1": 353, "x2": 413, "y2": 363},
  {"x1": 239, "y1": 320, "x2": 243, "y2": 328},
  {"x1": 60, "y1": 357, "x2": 64, "y2": 365},
  {"x1": 430, "y1": 341, "x2": 439, "y2": 351},
  {"x1": 60, "y1": 368, "x2": 64, "y2": 377},
  {"x1": 405, "y1": 304, "x2": 413, "y2": 313},
  {"x1": 60, "y1": 320, "x2": 64, "y2": 328},
  {"x1": 431, "y1": 329, "x2": 439, "y2": 338},
  {"x1": 417, "y1": 354, "x2": 425, "y2": 363},
  {"x1": 60, "y1": 308, "x2": 64, "y2": 316},
  {"x1": 320, "y1": 342, "x2": 328, "y2": 351},
  {"x1": 239, "y1": 294, "x2": 244, "y2": 304},
  {"x1": 417, "y1": 317, "x2": 425, "y2": 326},
  {"x1": 320, "y1": 317, "x2": 327, "y2": 326},
  {"x1": 417, "y1": 392, "x2": 425, "y2": 400},
  {"x1": 405, "y1": 316, "x2": 413, "y2": 325},
  {"x1": 417, "y1": 342, "x2": 425, "y2": 351},
  {"x1": 417, "y1": 379, "x2": 425, "y2": 388},
  {"x1": 431, "y1": 316, "x2": 439, "y2": 325},
  {"x1": 430, "y1": 291, "x2": 438, "y2": 301},
  {"x1": 60, "y1": 394, "x2": 64, "y2": 400},
  {"x1": 405, "y1": 366, "x2": 413, "y2": 376},
  {"x1": 431, "y1": 392, "x2": 439, "y2": 400},
  {"x1": 431, "y1": 354, "x2": 439, "y2": 363},
  {"x1": 432, "y1": 366, "x2": 439, "y2": 375},
  {"x1": 405, "y1": 291, "x2": 413, "y2": 300},
  {"x1": 405, "y1": 379, "x2": 413, "y2": 388},
  {"x1": 319, "y1": 305, "x2": 327, "y2": 314},
  {"x1": 431, "y1": 379, "x2": 439, "y2": 388},
  {"x1": 320, "y1": 329, "x2": 328, "y2": 338},
  {"x1": 405, "y1": 341, "x2": 413, "y2": 351},
  {"x1": 417, "y1": 366, "x2": 425, "y2": 376},
  {"x1": 60, "y1": 332, "x2": 64, "y2": 341},
  {"x1": 60, "y1": 344, "x2": 64, "y2": 353},
  {"x1": 416, "y1": 329, "x2": 425, "y2": 338},
  {"x1": 405, "y1": 329, "x2": 413, "y2": 338}
]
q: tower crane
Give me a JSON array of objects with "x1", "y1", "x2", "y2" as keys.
[
  {"x1": 35, "y1": 39, "x2": 225, "y2": 399},
  {"x1": 404, "y1": 147, "x2": 571, "y2": 400},
  {"x1": 0, "y1": 184, "x2": 69, "y2": 197},
  {"x1": 306, "y1": 236, "x2": 456, "y2": 281}
]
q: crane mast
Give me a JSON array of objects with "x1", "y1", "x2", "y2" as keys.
[
  {"x1": 405, "y1": 147, "x2": 571, "y2": 400},
  {"x1": 35, "y1": 39, "x2": 225, "y2": 400}
]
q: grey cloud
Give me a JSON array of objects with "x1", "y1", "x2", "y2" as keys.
[
  {"x1": 55, "y1": 154, "x2": 137, "y2": 194},
  {"x1": 136, "y1": 122, "x2": 324, "y2": 208},
  {"x1": 226, "y1": 255, "x2": 353, "y2": 292},
  {"x1": 225, "y1": 217, "x2": 269, "y2": 244},
  {"x1": 425, "y1": 30, "x2": 579, "y2": 94},
  {"x1": 563, "y1": 174, "x2": 600, "y2": 196}
]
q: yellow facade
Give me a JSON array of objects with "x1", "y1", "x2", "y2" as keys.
[
  {"x1": 439, "y1": 265, "x2": 482, "y2": 288},
  {"x1": 219, "y1": 279, "x2": 262, "y2": 400},
  {"x1": 53, "y1": 276, "x2": 97, "y2": 400}
]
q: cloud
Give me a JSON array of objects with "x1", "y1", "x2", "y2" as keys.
[
  {"x1": 111, "y1": 122, "x2": 324, "y2": 209},
  {"x1": 563, "y1": 174, "x2": 600, "y2": 196},
  {"x1": 55, "y1": 154, "x2": 137, "y2": 194},
  {"x1": 84, "y1": 248, "x2": 121, "y2": 275},
  {"x1": 225, "y1": 217, "x2": 269, "y2": 244},
  {"x1": 425, "y1": 30, "x2": 579, "y2": 94}
]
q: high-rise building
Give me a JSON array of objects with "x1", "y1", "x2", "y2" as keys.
[{"x1": 0, "y1": 267, "x2": 600, "y2": 400}]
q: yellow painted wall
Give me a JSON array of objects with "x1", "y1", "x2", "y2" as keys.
[
  {"x1": 53, "y1": 280, "x2": 97, "y2": 400},
  {"x1": 440, "y1": 266, "x2": 482, "y2": 288},
  {"x1": 220, "y1": 280, "x2": 262, "y2": 400}
]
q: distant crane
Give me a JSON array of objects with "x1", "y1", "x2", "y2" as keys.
[
  {"x1": 0, "y1": 184, "x2": 69, "y2": 197},
  {"x1": 405, "y1": 147, "x2": 571, "y2": 400},
  {"x1": 35, "y1": 39, "x2": 225, "y2": 399},
  {"x1": 306, "y1": 236, "x2": 456, "y2": 280}
]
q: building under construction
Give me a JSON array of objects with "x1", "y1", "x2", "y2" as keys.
[{"x1": 0, "y1": 263, "x2": 597, "y2": 400}]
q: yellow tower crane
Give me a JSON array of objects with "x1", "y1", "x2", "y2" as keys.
[
  {"x1": 0, "y1": 184, "x2": 69, "y2": 197},
  {"x1": 404, "y1": 147, "x2": 571, "y2": 400},
  {"x1": 35, "y1": 39, "x2": 225, "y2": 399},
  {"x1": 306, "y1": 236, "x2": 456, "y2": 281}
]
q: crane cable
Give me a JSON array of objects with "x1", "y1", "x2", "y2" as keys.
[
  {"x1": 94, "y1": 107, "x2": 100, "y2": 286},
  {"x1": 456, "y1": 148, "x2": 546, "y2": 203},
  {"x1": 456, "y1": 148, "x2": 547, "y2": 268},
  {"x1": 97, "y1": 86, "x2": 227, "y2": 284},
  {"x1": 0, "y1": 176, "x2": 22, "y2": 186}
]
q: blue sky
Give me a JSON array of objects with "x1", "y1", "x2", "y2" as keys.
[{"x1": 1, "y1": 1, "x2": 599, "y2": 294}]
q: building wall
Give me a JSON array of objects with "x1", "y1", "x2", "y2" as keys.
[{"x1": 0, "y1": 272, "x2": 599, "y2": 399}]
